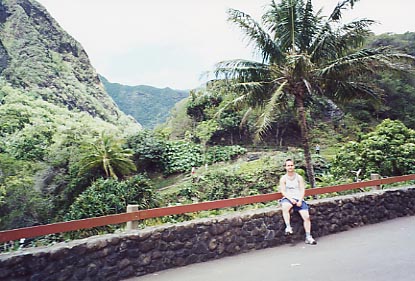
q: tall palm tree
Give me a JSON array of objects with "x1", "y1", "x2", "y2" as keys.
[
  {"x1": 79, "y1": 132, "x2": 136, "y2": 179},
  {"x1": 211, "y1": 0, "x2": 414, "y2": 188}
]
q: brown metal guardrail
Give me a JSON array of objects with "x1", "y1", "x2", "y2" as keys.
[{"x1": 0, "y1": 174, "x2": 414, "y2": 243}]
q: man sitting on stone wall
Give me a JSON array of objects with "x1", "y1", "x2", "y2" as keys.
[{"x1": 279, "y1": 159, "x2": 317, "y2": 245}]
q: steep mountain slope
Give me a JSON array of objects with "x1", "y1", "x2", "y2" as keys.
[
  {"x1": 100, "y1": 76, "x2": 189, "y2": 129},
  {"x1": 0, "y1": 0, "x2": 140, "y2": 132},
  {"x1": 0, "y1": 0, "x2": 142, "y2": 231}
]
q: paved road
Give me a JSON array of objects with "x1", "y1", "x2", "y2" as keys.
[{"x1": 126, "y1": 215, "x2": 415, "y2": 281}]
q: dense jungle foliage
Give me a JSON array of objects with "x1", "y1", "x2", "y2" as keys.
[{"x1": 1, "y1": 0, "x2": 415, "y2": 248}]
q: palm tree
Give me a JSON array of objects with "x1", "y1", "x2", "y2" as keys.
[
  {"x1": 210, "y1": 0, "x2": 414, "y2": 188},
  {"x1": 79, "y1": 132, "x2": 136, "y2": 179}
]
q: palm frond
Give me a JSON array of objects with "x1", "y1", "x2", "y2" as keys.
[
  {"x1": 227, "y1": 8, "x2": 283, "y2": 63},
  {"x1": 335, "y1": 19, "x2": 375, "y2": 51},
  {"x1": 320, "y1": 48, "x2": 415, "y2": 79},
  {"x1": 78, "y1": 133, "x2": 135, "y2": 179},
  {"x1": 212, "y1": 93, "x2": 249, "y2": 120},
  {"x1": 311, "y1": 19, "x2": 374, "y2": 62},
  {"x1": 310, "y1": 1, "x2": 371, "y2": 61},
  {"x1": 326, "y1": 81, "x2": 380, "y2": 103},
  {"x1": 262, "y1": 0, "x2": 300, "y2": 52},
  {"x1": 310, "y1": 24, "x2": 338, "y2": 62},
  {"x1": 328, "y1": 0, "x2": 360, "y2": 21},
  {"x1": 302, "y1": 78, "x2": 314, "y2": 97},
  {"x1": 214, "y1": 59, "x2": 270, "y2": 81},
  {"x1": 230, "y1": 81, "x2": 268, "y2": 94},
  {"x1": 318, "y1": 48, "x2": 414, "y2": 103},
  {"x1": 298, "y1": 0, "x2": 319, "y2": 52},
  {"x1": 255, "y1": 81, "x2": 288, "y2": 141},
  {"x1": 240, "y1": 107, "x2": 253, "y2": 129}
]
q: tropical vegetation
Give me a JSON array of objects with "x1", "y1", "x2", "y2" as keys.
[
  {"x1": 205, "y1": 0, "x2": 414, "y2": 188},
  {"x1": 332, "y1": 119, "x2": 415, "y2": 178},
  {"x1": 1, "y1": 0, "x2": 415, "y2": 249}
]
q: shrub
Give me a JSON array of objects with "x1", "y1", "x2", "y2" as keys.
[
  {"x1": 205, "y1": 145, "x2": 247, "y2": 164},
  {"x1": 65, "y1": 174, "x2": 161, "y2": 221},
  {"x1": 161, "y1": 140, "x2": 203, "y2": 175},
  {"x1": 127, "y1": 130, "x2": 167, "y2": 173},
  {"x1": 332, "y1": 119, "x2": 415, "y2": 178}
]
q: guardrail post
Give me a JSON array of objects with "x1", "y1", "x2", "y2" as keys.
[
  {"x1": 126, "y1": 205, "x2": 139, "y2": 231},
  {"x1": 371, "y1": 173, "x2": 381, "y2": 190}
]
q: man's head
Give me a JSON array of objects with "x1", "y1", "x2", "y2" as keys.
[{"x1": 285, "y1": 159, "x2": 295, "y2": 173}]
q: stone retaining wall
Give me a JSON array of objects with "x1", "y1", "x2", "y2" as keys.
[{"x1": 1, "y1": 187, "x2": 415, "y2": 281}]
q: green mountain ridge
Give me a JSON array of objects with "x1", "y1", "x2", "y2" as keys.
[
  {"x1": 0, "y1": 0, "x2": 140, "y2": 133},
  {"x1": 100, "y1": 75, "x2": 189, "y2": 129}
]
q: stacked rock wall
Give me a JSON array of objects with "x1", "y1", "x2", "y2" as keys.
[{"x1": 1, "y1": 187, "x2": 415, "y2": 281}]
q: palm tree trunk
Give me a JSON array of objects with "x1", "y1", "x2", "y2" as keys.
[{"x1": 295, "y1": 95, "x2": 316, "y2": 189}]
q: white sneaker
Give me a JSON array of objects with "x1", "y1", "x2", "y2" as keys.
[
  {"x1": 285, "y1": 226, "x2": 293, "y2": 235},
  {"x1": 305, "y1": 236, "x2": 317, "y2": 245}
]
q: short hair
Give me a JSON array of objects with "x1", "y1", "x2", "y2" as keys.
[{"x1": 284, "y1": 158, "x2": 294, "y2": 166}]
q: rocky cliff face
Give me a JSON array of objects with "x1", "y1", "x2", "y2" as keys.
[{"x1": 0, "y1": 0, "x2": 141, "y2": 131}]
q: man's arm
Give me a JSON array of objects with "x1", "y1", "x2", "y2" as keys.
[{"x1": 297, "y1": 175, "x2": 306, "y2": 204}]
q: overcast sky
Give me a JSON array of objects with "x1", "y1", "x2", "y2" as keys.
[{"x1": 36, "y1": 0, "x2": 414, "y2": 90}]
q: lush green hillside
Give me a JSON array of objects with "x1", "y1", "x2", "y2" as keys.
[
  {"x1": 0, "y1": 0, "x2": 141, "y2": 231},
  {"x1": 100, "y1": 75, "x2": 189, "y2": 129},
  {"x1": 363, "y1": 32, "x2": 415, "y2": 128}
]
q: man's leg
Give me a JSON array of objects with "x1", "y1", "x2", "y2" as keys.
[
  {"x1": 281, "y1": 201, "x2": 293, "y2": 234},
  {"x1": 299, "y1": 209, "x2": 316, "y2": 244},
  {"x1": 298, "y1": 209, "x2": 311, "y2": 233}
]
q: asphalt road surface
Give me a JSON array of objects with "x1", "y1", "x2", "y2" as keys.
[{"x1": 125, "y1": 215, "x2": 415, "y2": 281}]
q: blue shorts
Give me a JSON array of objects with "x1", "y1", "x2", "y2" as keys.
[{"x1": 280, "y1": 198, "x2": 309, "y2": 211}]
